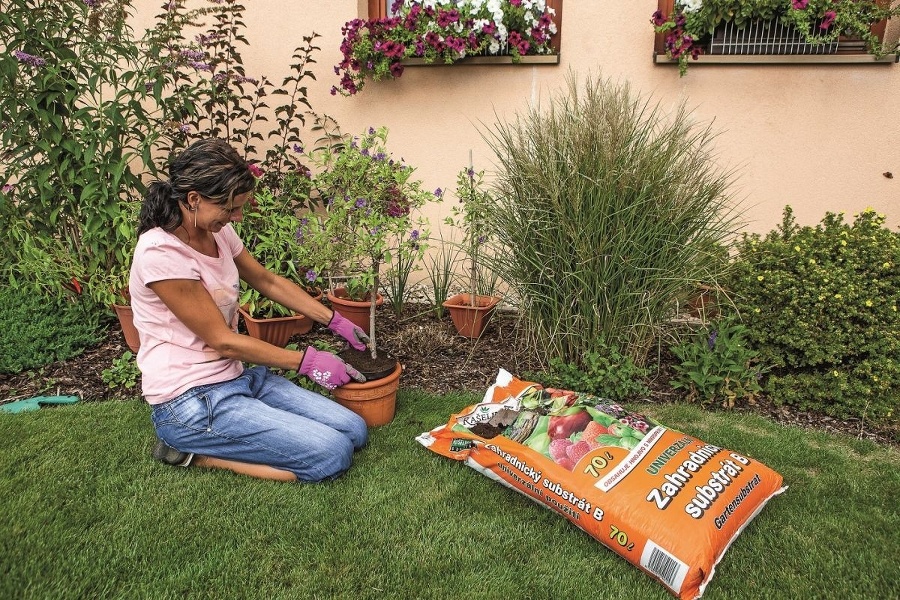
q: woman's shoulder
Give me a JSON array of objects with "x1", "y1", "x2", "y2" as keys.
[{"x1": 135, "y1": 227, "x2": 185, "y2": 255}]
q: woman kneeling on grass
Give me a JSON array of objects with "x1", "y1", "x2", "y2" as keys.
[{"x1": 130, "y1": 138, "x2": 370, "y2": 482}]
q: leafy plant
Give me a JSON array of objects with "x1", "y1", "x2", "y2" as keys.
[
  {"x1": 725, "y1": 206, "x2": 900, "y2": 424},
  {"x1": 334, "y1": 0, "x2": 559, "y2": 95},
  {"x1": 526, "y1": 343, "x2": 651, "y2": 402},
  {"x1": 445, "y1": 164, "x2": 499, "y2": 306},
  {"x1": 482, "y1": 73, "x2": 742, "y2": 370},
  {"x1": 652, "y1": 0, "x2": 900, "y2": 75},
  {"x1": 306, "y1": 125, "x2": 436, "y2": 357},
  {"x1": 382, "y1": 231, "x2": 421, "y2": 316},
  {"x1": 0, "y1": 287, "x2": 102, "y2": 374},
  {"x1": 101, "y1": 351, "x2": 141, "y2": 391},
  {"x1": 233, "y1": 186, "x2": 326, "y2": 318},
  {"x1": 669, "y1": 317, "x2": 765, "y2": 408},
  {"x1": 423, "y1": 232, "x2": 463, "y2": 319}
]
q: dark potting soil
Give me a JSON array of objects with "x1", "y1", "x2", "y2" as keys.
[{"x1": 338, "y1": 347, "x2": 397, "y2": 381}]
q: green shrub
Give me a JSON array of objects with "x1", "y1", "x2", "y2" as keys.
[
  {"x1": 669, "y1": 317, "x2": 765, "y2": 408},
  {"x1": 525, "y1": 342, "x2": 650, "y2": 401},
  {"x1": 0, "y1": 1, "x2": 320, "y2": 306},
  {"x1": 0, "y1": 288, "x2": 102, "y2": 374},
  {"x1": 726, "y1": 207, "x2": 899, "y2": 424},
  {"x1": 482, "y1": 73, "x2": 742, "y2": 368}
]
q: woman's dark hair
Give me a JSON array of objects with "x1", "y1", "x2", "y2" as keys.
[{"x1": 138, "y1": 138, "x2": 256, "y2": 235}]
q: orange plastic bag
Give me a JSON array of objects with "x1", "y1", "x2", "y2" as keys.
[{"x1": 416, "y1": 370, "x2": 786, "y2": 599}]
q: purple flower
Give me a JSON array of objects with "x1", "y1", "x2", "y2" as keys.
[
  {"x1": 708, "y1": 331, "x2": 718, "y2": 350},
  {"x1": 83, "y1": 0, "x2": 101, "y2": 7},
  {"x1": 13, "y1": 50, "x2": 46, "y2": 67},
  {"x1": 305, "y1": 269, "x2": 318, "y2": 283},
  {"x1": 355, "y1": 198, "x2": 367, "y2": 208},
  {"x1": 1, "y1": 184, "x2": 14, "y2": 194},
  {"x1": 410, "y1": 229, "x2": 420, "y2": 241},
  {"x1": 178, "y1": 123, "x2": 191, "y2": 133},
  {"x1": 434, "y1": 188, "x2": 443, "y2": 197},
  {"x1": 180, "y1": 49, "x2": 205, "y2": 61},
  {"x1": 293, "y1": 144, "x2": 304, "y2": 153},
  {"x1": 791, "y1": 0, "x2": 809, "y2": 9},
  {"x1": 820, "y1": 11, "x2": 836, "y2": 29}
]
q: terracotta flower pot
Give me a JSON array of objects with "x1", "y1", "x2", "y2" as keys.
[
  {"x1": 112, "y1": 303, "x2": 141, "y2": 353},
  {"x1": 686, "y1": 284, "x2": 719, "y2": 320},
  {"x1": 331, "y1": 362, "x2": 401, "y2": 427},
  {"x1": 326, "y1": 287, "x2": 384, "y2": 335},
  {"x1": 442, "y1": 293, "x2": 500, "y2": 338},
  {"x1": 239, "y1": 307, "x2": 314, "y2": 348}
]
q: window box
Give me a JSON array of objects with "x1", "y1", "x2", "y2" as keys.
[
  {"x1": 652, "y1": 0, "x2": 899, "y2": 74},
  {"x1": 335, "y1": 1, "x2": 562, "y2": 95}
]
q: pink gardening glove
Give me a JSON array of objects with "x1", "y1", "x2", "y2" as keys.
[
  {"x1": 327, "y1": 310, "x2": 369, "y2": 351},
  {"x1": 298, "y1": 346, "x2": 366, "y2": 390}
]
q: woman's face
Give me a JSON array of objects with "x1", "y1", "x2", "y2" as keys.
[{"x1": 198, "y1": 190, "x2": 253, "y2": 232}]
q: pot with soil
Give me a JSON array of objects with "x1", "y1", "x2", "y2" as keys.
[{"x1": 332, "y1": 348, "x2": 401, "y2": 427}]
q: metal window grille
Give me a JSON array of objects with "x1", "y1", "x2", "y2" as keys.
[{"x1": 708, "y1": 18, "x2": 839, "y2": 55}]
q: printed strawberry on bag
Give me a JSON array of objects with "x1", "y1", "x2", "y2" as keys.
[{"x1": 416, "y1": 370, "x2": 786, "y2": 600}]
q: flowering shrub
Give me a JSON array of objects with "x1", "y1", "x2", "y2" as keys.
[
  {"x1": 652, "y1": 0, "x2": 900, "y2": 75},
  {"x1": 0, "y1": 0, "x2": 320, "y2": 308},
  {"x1": 445, "y1": 165, "x2": 497, "y2": 302},
  {"x1": 725, "y1": 207, "x2": 900, "y2": 427},
  {"x1": 334, "y1": 0, "x2": 558, "y2": 95},
  {"x1": 301, "y1": 126, "x2": 437, "y2": 354}
]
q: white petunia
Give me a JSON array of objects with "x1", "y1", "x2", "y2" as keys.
[{"x1": 679, "y1": 0, "x2": 703, "y2": 13}]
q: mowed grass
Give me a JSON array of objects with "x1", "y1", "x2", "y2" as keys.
[{"x1": 1, "y1": 390, "x2": 898, "y2": 600}]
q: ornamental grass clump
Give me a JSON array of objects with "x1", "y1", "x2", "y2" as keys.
[
  {"x1": 725, "y1": 207, "x2": 900, "y2": 429},
  {"x1": 482, "y1": 73, "x2": 743, "y2": 370}
]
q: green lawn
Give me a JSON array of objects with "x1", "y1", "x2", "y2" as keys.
[{"x1": 1, "y1": 390, "x2": 897, "y2": 600}]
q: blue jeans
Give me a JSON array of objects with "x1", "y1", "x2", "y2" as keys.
[{"x1": 150, "y1": 366, "x2": 368, "y2": 482}]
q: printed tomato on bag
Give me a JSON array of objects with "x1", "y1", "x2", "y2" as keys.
[{"x1": 416, "y1": 370, "x2": 786, "y2": 600}]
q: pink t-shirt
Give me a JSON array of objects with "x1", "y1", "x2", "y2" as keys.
[{"x1": 129, "y1": 225, "x2": 245, "y2": 404}]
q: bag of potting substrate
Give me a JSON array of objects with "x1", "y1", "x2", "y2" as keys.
[{"x1": 415, "y1": 370, "x2": 787, "y2": 600}]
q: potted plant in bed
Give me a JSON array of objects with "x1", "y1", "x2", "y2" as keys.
[
  {"x1": 232, "y1": 182, "x2": 326, "y2": 347},
  {"x1": 304, "y1": 126, "x2": 437, "y2": 424},
  {"x1": 442, "y1": 163, "x2": 502, "y2": 338}
]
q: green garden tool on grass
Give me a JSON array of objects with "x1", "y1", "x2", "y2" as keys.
[{"x1": 0, "y1": 395, "x2": 79, "y2": 414}]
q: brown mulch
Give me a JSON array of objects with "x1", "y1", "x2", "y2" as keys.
[{"x1": 1, "y1": 302, "x2": 896, "y2": 447}]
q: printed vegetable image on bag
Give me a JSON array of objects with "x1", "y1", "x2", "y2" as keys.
[{"x1": 416, "y1": 370, "x2": 787, "y2": 600}]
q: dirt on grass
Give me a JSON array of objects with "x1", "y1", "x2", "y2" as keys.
[{"x1": 1, "y1": 302, "x2": 896, "y2": 447}]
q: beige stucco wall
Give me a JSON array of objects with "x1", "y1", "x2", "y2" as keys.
[{"x1": 131, "y1": 1, "x2": 900, "y2": 235}]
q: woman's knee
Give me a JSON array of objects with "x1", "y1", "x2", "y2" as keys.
[
  {"x1": 344, "y1": 412, "x2": 369, "y2": 450},
  {"x1": 300, "y1": 431, "x2": 356, "y2": 481}
]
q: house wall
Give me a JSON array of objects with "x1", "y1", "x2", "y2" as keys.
[{"x1": 131, "y1": 1, "x2": 900, "y2": 236}]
